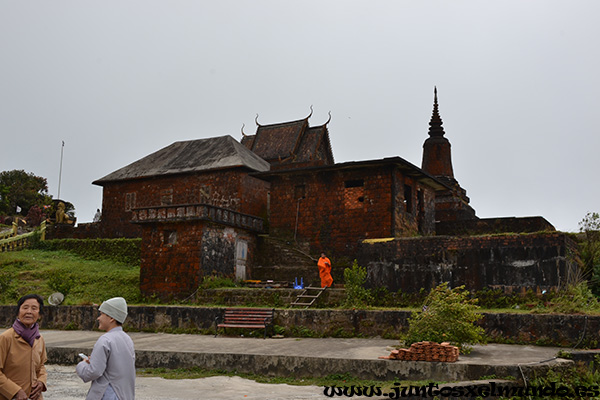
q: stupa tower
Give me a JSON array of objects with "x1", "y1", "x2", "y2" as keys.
[{"x1": 422, "y1": 87, "x2": 477, "y2": 222}]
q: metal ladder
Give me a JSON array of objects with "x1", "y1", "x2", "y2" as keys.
[{"x1": 290, "y1": 286, "x2": 328, "y2": 309}]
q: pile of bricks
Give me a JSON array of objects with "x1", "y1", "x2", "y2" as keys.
[{"x1": 379, "y1": 341, "x2": 459, "y2": 362}]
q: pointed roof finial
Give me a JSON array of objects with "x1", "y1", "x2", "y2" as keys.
[
  {"x1": 428, "y1": 86, "x2": 445, "y2": 137},
  {"x1": 306, "y1": 105, "x2": 313, "y2": 120}
]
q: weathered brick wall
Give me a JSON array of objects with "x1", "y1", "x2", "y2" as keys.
[
  {"x1": 139, "y1": 221, "x2": 204, "y2": 298},
  {"x1": 99, "y1": 169, "x2": 268, "y2": 238},
  {"x1": 139, "y1": 221, "x2": 257, "y2": 300},
  {"x1": 268, "y1": 165, "x2": 436, "y2": 257},
  {"x1": 392, "y1": 173, "x2": 436, "y2": 237},
  {"x1": 240, "y1": 174, "x2": 270, "y2": 218},
  {"x1": 358, "y1": 232, "x2": 579, "y2": 293},
  {"x1": 100, "y1": 181, "x2": 143, "y2": 238}
]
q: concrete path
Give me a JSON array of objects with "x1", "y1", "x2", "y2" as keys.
[
  {"x1": 44, "y1": 365, "x2": 326, "y2": 400},
  {"x1": 1, "y1": 329, "x2": 575, "y2": 399},
  {"x1": 40, "y1": 329, "x2": 562, "y2": 365}
]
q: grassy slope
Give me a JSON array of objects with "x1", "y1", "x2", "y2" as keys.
[
  {"x1": 0, "y1": 249, "x2": 141, "y2": 305},
  {"x1": 2, "y1": 248, "x2": 600, "y2": 315}
]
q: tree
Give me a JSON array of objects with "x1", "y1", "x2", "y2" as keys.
[
  {"x1": 0, "y1": 170, "x2": 52, "y2": 215},
  {"x1": 26, "y1": 205, "x2": 45, "y2": 227},
  {"x1": 578, "y1": 212, "x2": 600, "y2": 295},
  {"x1": 404, "y1": 283, "x2": 485, "y2": 353}
]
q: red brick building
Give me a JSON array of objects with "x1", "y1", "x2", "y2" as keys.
[
  {"x1": 89, "y1": 98, "x2": 476, "y2": 298},
  {"x1": 88, "y1": 92, "x2": 567, "y2": 299},
  {"x1": 93, "y1": 135, "x2": 270, "y2": 238},
  {"x1": 92, "y1": 136, "x2": 270, "y2": 298}
]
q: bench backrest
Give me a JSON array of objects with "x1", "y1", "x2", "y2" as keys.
[{"x1": 223, "y1": 308, "x2": 274, "y2": 325}]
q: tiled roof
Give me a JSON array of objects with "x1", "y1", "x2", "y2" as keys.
[
  {"x1": 93, "y1": 135, "x2": 270, "y2": 185},
  {"x1": 250, "y1": 119, "x2": 307, "y2": 161},
  {"x1": 242, "y1": 117, "x2": 333, "y2": 165},
  {"x1": 255, "y1": 156, "x2": 449, "y2": 192}
]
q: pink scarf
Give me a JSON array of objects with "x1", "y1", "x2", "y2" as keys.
[{"x1": 12, "y1": 319, "x2": 40, "y2": 347}]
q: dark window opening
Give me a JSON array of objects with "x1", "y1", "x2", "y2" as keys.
[
  {"x1": 125, "y1": 192, "x2": 136, "y2": 211},
  {"x1": 404, "y1": 184, "x2": 413, "y2": 213},
  {"x1": 345, "y1": 179, "x2": 364, "y2": 188}
]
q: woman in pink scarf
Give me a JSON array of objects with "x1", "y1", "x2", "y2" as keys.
[{"x1": 0, "y1": 294, "x2": 48, "y2": 400}]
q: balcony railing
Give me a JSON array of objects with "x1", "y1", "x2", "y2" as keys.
[{"x1": 131, "y1": 203, "x2": 264, "y2": 232}]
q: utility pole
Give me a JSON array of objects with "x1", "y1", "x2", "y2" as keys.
[{"x1": 58, "y1": 141, "x2": 64, "y2": 199}]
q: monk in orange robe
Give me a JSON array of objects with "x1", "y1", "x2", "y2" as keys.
[{"x1": 318, "y1": 253, "x2": 333, "y2": 288}]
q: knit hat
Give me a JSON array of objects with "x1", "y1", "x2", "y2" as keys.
[{"x1": 98, "y1": 297, "x2": 128, "y2": 323}]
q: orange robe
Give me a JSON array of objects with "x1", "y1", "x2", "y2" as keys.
[{"x1": 318, "y1": 256, "x2": 333, "y2": 288}]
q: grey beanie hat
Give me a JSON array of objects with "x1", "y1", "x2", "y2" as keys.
[{"x1": 98, "y1": 297, "x2": 128, "y2": 323}]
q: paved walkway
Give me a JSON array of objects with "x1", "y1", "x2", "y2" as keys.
[
  {"x1": 44, "y1": 365, "x2": 327, "y2": 400},
  {"x1": 39, "y1": 329, "x2": 562, "y2": 366},
  {"x1": 1, "y1": 329, "x2": 576, "y2": 399}
]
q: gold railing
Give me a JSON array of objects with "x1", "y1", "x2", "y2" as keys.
[
  {"x1": 0, "y1": 221, "x2": 46, "y2": 252},
  {"x1": 0, "y1": 222, "x2": 18, "y2": 240}
]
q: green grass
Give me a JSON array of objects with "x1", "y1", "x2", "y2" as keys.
[
  {"x1": 2, "y1": 249, "x2": 600, "y2": 317},
  {"x1": 137, "y1": 367, "x2": 436, "y2": 391},
  {"x1": 0, "y1": 249, "x2": 141, "y2": 305}
]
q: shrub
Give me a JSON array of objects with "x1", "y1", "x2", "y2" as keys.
[
  {"x1": 199, "y1": 275, "x2": 238, "y2": 290},
  {"x1": 404, "y1": 283, "x2": 485, "y2": 353},
  {"x1": 528, "y1": 361, "x2": 600, "y2": 399},
  {"x1": 578, "y1": 212, "x2": 600, "y2": 295},
  {"x1": 547, "y1": 282, "x2": 600, "y2": 314},
  {"x1": 47, "y1": 269, "x2": 76, "y2": 295},
  {"x1": 342, "y1": 260, "x2": 372, "y2": 309},
  {"x1": 26, "y1": 205, "x2": 45, "y2": 227}
]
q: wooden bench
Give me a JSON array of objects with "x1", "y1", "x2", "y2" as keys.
[{"x1": 215, "y1": 308, "x2": 274, "y2": 339}]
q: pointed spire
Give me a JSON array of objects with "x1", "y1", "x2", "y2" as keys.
[
  {"x1": 428, "y1": 86, "x2": 446, "y2": 137},
  {"x1": 422, "y1": 86, "x2": 454, "y2": 179}
]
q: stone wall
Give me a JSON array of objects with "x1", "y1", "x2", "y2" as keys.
[
  {"x1": 437, "y1": 216, "x2": 556, "y2": 236},
  {"x1": 1, "y1": 306, "x2": 597, "y2": 347},
  {"x1": 45, "y1": 223, "x2": 104, "y2": 240},
  {"x1": 357, "y1": 232, "x2": 580, "y2": 293}
]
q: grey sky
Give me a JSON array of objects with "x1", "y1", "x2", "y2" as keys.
[{"x1": 1, "y1": 1, "x2": 598, "y2": 232}]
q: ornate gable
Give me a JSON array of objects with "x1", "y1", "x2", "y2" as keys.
[{"x1": 241, "y1": 111, "x2": 334, "y2": 168}]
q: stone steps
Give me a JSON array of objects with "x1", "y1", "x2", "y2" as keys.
[{"x1": 197, "y1": 288, "x2": 346, "y2": 307}]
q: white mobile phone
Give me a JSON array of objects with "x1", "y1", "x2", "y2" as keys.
[{"x1": 78, "y1": 353, "x2": 89, "y2": 361}]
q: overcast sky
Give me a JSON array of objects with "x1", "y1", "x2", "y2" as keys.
[{"x1": 1, "y1": 1, "x2": 598, "y2": 232}]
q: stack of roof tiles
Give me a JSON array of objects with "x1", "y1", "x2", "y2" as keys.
[{"x1": 380, "y1": 341, "x2": 459, "y2": 362}]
